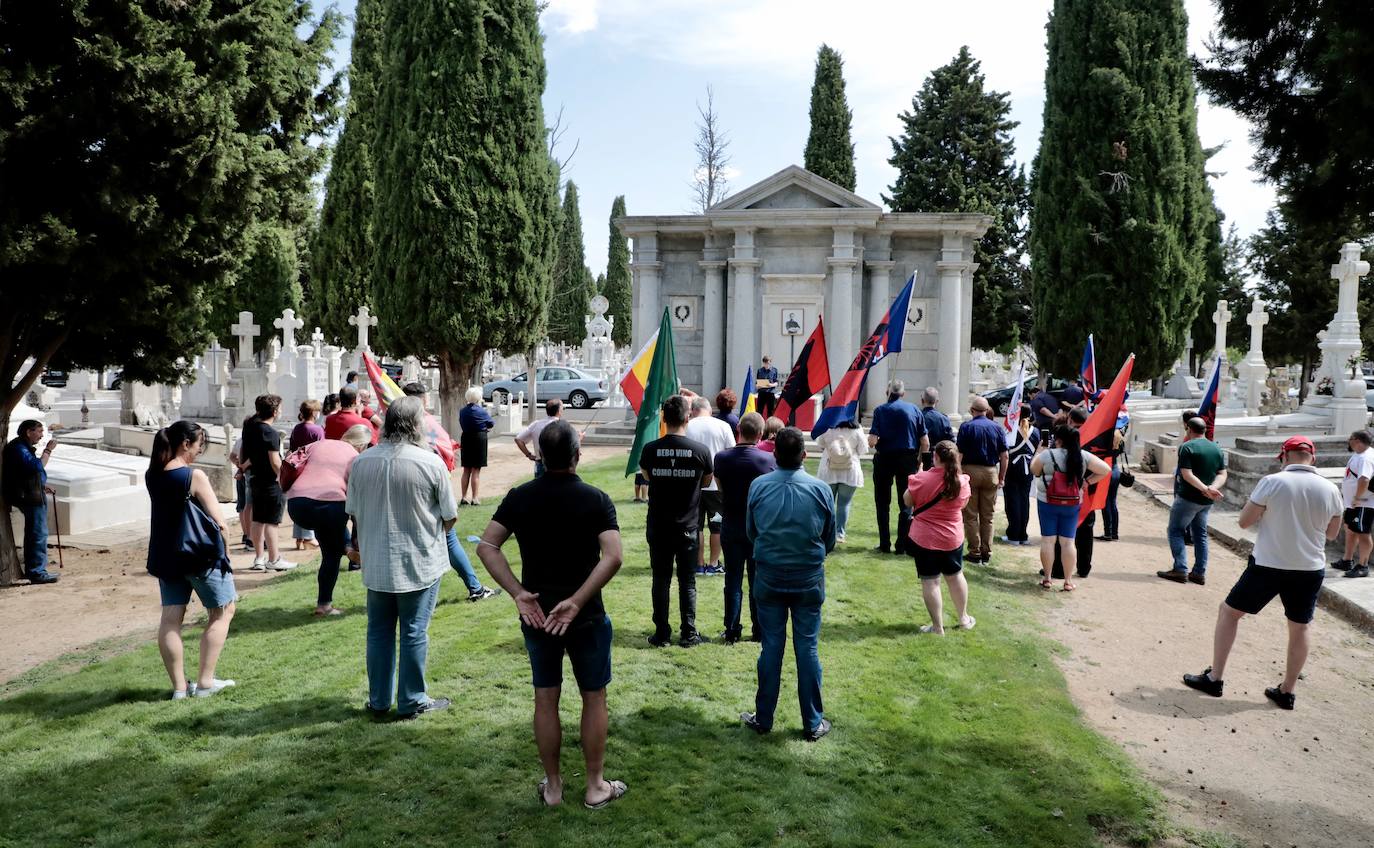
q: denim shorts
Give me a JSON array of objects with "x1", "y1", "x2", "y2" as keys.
[
  {"x1": 158, "y1": 568, "x2": 237, "y2": 609},
  {"x1": 1225, "y1": 559, "x2": 1323, "y2": 624},
  {"x1": 1037, "y1": 500, "x2": 1082, "y2": 538},
  {"x1": 521, "y1": 613, "x2": 612, "y2": 691}
]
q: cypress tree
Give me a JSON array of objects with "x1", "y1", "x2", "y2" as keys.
[
  {"x1": 548, "y1": 181, "x2": 594, "y2": 344},
  {"x1": 603, "y1": 195, "x2": 633, "y2": 347},
  {"x1": 1029, "y1": 0, "x2": 1210, "y2": 378},
  {"x1": 370, "y1": 0, "x2": 559, "y2": 430},
  {"x1": 312, "y1": 0, "x2": 384, "y2": 344},
  {"x1": 886, "y1": 47, "x2": 1029, "y2": 352},
  {"x1": 803, "y1": 45, "x2": 856, "y2": 190}
]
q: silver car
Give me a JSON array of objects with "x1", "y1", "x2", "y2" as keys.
[{"x1": 482, "y1": 366, "x2": 608, "y2": 409}]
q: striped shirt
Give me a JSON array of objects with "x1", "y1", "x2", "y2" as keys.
[{"x1": 345, "y1": 441, "x2": 457, "y2": 593}]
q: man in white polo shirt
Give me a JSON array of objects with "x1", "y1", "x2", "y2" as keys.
[
  {"x1": 1332, "y1": 428, "x2": 1374, "y2": 577},
  {"x1": 686, "y1": 394, "x2": 736, "y2": 575},
  {"x1": 1182, "y1": 435, "x2": 1341, "y2": 710}
]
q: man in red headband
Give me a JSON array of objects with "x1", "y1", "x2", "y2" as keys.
[{"x1": 1182, "y1": 436, "x2": 1341, "y2": 710}]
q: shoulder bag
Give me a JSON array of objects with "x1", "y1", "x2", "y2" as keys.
[{"x1": 179, "y1": 473, "x2": 230, "y2": 574}]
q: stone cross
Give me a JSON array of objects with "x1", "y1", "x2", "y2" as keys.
[
  {"x1": 1246, "y1": 300, "x2": 1269, "y2": 357},
  {"x1": 310, "y1": 327, "x2": 325, "y2": 358},
  {"x1": 230, "y1": 311, "x2": 261, "y2": 363},
  {"x1": 1212, "y1": 300, "x2": 1231, "y2": 359},
  {"x1": 1332, "y1": 241, "x2": 1370, "y2": 317},
  {"x1": 348, "y1": 305, "x2": 378, "y2": 352},
  {"x1": 273, "y1": 308, "x2": 304, "y2": 350},
  {"x1": 204, "y1": 339, "x2": 230, "y2": 385}
]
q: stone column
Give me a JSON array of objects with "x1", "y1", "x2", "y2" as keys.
[
  {"x1": 700, "y1": 260, "x2": 727, "y2": 395},
  {"x1": 828, "y1": 227, "x2": 858, "y2": 390},
  {"x1": 630, "y1": 232, "x2": 661, "y2": 350},
  {"x1": 864, "y1": 258, "x2": 895, "y2": 413},
  {"x1": 727, "y1": 228, "x2": 760, "y2": 400},
  {"x1": 958, "y1": 260, "x2": 978, "y2": 405},
  {"x1": 935, "y1": 234, "x2": 971, "y2": 411}
]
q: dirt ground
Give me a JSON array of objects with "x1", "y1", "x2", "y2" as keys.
[
  {"x1": 0, "y1": 440, "x2": 620, "y2": 686},
  {"x1": 4, "y1": 447, "x2": 1373, "y2": 846},
  {"x1": 1007, "y1": 486, "x2": 1374, "y2": 848}
]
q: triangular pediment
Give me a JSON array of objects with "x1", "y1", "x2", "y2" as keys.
[{"x1": 710, "y1": 165, "x2": 880, "y2": 212}]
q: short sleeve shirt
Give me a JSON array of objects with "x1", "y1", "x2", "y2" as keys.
[
  {"x1": 641, "y1": 434, "x2": 713, "y2": 535},
  {"x1": 1031, "y1": 393, "x2": 1061, "y2": 426},
  {"x1": 324, "y1": 410, "x2": 378, "y2": 444},
  {"x1": 345, "y1": 442, "x2": 458, "y2": 592},
  {"x1": 955, "y1": 416, "x2": 1009, "y2": 467},
  {"x1": 870, "y1": 399, "x2": 925, "y2": 453},
  {"x1": 1249, "y1": 465, "x2": 1343, "y2": 571},
  {"x1": 906, "y1": 468, "x2": 971, "y2": 551},
  {"x1": 241, "y1": 421, "x2": 281, "y2": 488},
  {"x1": 685, "y1": 415, "x2": 735, "y2": 491},
  {"x1": 1341, "y1": 447, "x2": 1374, "y2": 508},
  {"x1": 493, "y1": 473, "x2": 618, "y2": 624},
  {"x1": 1175, "y1": 438, "x2": 1226, "y2": 504}
]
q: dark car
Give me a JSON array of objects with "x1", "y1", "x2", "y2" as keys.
[
  {"x1": 40, "y1": 369, "x2": 68, "y2": 388},
  {"x1": 381, "y1": 362, "x2": 404, "y2": 381},
  {"x1": 981, "y1": 375, "x2": 1073, "y2": 417}
]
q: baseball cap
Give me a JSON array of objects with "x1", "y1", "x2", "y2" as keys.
[
  {"x1": 1061, "y1": 385, "x2": 1085, "y2": 404},
  {"x1": 1277, "y1": 435, "x2": 1315, "y2": 459}
]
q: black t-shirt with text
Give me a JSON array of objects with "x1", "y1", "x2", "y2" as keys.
[
  {"x1": 640, "y1": 434, "x2": 713, "y2": 535},
  {"x1": 242, "y1": 420, "x2": 281, "y2": 490},
  {"x1": 492, "y1": 473, "x2": 618, "y2": 624}
]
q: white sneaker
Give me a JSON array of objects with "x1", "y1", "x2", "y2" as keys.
[
  {"x1": 249, "y1": 557, "x2": 269, "y2": 572},
  {"x1": 267, "y1": 557, "x2": 297, "y2": 571},
  {"x1": 171, "y1": 689, "x2": 191, "y2": 700},
  {"x1": 192, "y1": 678, "x2": 236, "y2": 697}
]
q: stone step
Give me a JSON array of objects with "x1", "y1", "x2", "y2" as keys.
[{"x1": 1234, "y1": 433, "x2": 1350, "y2": 454}]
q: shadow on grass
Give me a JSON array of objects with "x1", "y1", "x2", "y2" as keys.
[{"x1": 0, "y1": 684, "x2": 168, "y2": 719}]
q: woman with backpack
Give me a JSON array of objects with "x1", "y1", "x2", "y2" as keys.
[
  {"x1": 817, "y1": 419, "x2": 868, "y2": 543},
  {"x1": 146, "y1": 421, "x2": 237, "y2": 699},
  {"x1": 902, "y1": 440, "x2": 974, "y2": 633},
  {"x1": 1030, "y1": 424, "x2": 1111, "y2": 591}
]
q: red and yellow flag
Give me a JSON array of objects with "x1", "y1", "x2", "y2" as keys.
[{"x1": 618, "y1": 329, "x2": 659, "y2": 414}]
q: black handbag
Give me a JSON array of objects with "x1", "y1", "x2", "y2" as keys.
[
  {"x1": 178, "y1": 475, "x2": 230, "y2": 574},
  {"x1": 1118, "y1": 464, "x2": 1135, "y2": 489}
]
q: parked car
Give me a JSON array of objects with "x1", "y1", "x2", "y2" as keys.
[
  {"x1": 40, "y1": 369, "x2": 68, "y2": 388},
  {"x1": 482, "y1": 367, "x2": 608, "y2": 409},
  {"x1": 981, "y1": 375, "x2": 1074, "y2": 418},
  {"x1": 381, "y1": 362, "x2": 404, "y2": 381}
]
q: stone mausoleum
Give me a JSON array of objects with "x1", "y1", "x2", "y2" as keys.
[{"x1": 617, "y1": 165, "x2": 991, "y2": 414}]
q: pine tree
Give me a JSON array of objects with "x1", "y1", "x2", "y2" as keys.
[
  {"x1": 0, "y1": 0, "x2": 338, "y2": 583},
  {"x1": 370, "y1": 0, "x2": 560, "y2": 430},
  {"x1": 803, "y1": 45, "x2": 856, "y2": 190},
  {"x1": 1029, "y1": 0, "x2": 1210, "y2": 378},
  {"x1": 312, "y1": 0, "x2": 384, "y2": 344},
  {"x1": 603, "y1": 195, "x2": 633, "y2": 346},
  {"x1": 886, "y1": 47, "x2": 1029, "y2": 352},
  {"x1": 548, "y1": 181, "x2": 594, "y2": 344}
]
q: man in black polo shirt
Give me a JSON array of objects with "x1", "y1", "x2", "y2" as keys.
[
  {"x1": 640, "y1": 394, "x2": 714, "y2": 647},
  {"x1": 478, "y1": 421, "x2": 627, "y2": 809}
]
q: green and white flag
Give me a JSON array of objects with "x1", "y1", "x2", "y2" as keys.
[{"x1": 625, "y1": 308, "x2": 679, "y2": 477}]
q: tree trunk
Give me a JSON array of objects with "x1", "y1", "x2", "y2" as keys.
[
  {"x1": 0, "y1": 407, "x2": 21, "y2": 586},
  {"x1": 436, "y1": 351, "x2": 472, "y2": 438},
  {"x1": 526, "y1": 347, "x2": 539, "y2": 424},
  {"x1": 1299, "y1": 352, "x2": 1312, "y2": 403}
]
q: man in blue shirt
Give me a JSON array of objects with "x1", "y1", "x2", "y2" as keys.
[
  {"x1": 1, "y1": 419, "x2": 59, "y2": 584},
  {"x1": 742, "y1": 427, "x2": 835, "y2": 741},
  {"x1": 955, "y1": 397, "x2": 1009, "y2": 564},
  {"x1": 755, "y1": 357, "x2": 780, "y2": 420},
  {"x1": 712, "y1": 412, "x2": 776, "y2": 644},
  {"x1": 867, "y1": 379, "x2": 928, "y2": 555},
  {"x1": 919, "y1": 387, "x2": 953, "y2": 470}
]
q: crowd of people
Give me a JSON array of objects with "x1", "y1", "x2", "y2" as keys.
[{"x1": 8, "y1": 349, "x2": 1365, "y2": 810}]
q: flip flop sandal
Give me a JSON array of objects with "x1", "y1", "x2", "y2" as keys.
[
  {"x1": 584, "y1": 779, "x2": 627, "y2": 810},
  {"x1": 1040, "y1": 578, "x2": 1054, "y2": 589},
  {"x1": 1062, "y1": 582, "x2": 1077, "y2": 592},
  {"x1": 958, "y1": 616, "x2": 976, "y2": 631},
  {"x1": 537, "y1": 778, "x2": 560, "y2": 807}
]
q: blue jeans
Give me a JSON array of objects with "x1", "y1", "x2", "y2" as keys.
[
  {"x1": 287, "y1": 498, "x2": 349, "y2": 606},
  {"x1": 829, "y1": 483, "x2": 856, "y2": 539},
  {"x1": 17, "y1": 502, "x2": 50, "y2": 576},
  {"x1": 1102, "y1": 462, "x2": 1122, "y2": 537},
  {"x1": 721, "y1": 533, "x2": 757, "y2": 639},
  {"x1": 534, "y1": 459, "x2": 546, "y2": 479},
  {"x1": 1167, "y1": 498, "x2": 1211, "y2": 575},
  {"x1": 753, "y1": 574, "x2": 825, "y2": 733},
  {"x1": 366, "y1": 579, "x2": 441, "y2": 714},
  {"x1": 446, "y1": 528, "x2": 482, "y2": 594}
]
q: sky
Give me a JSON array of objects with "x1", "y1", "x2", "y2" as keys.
[{"x1": 327, "y1": 0, "x2": 1273, "y2": 278}]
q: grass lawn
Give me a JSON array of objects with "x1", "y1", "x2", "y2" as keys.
[{"x1": 0, "y1": 457, "x2": 1170, "y2": 847}]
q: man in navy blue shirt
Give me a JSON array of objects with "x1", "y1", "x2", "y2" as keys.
[
  {"x1": 1, "y1": 420, "x2": 59, "y2": 584},
  {"x1": 919, "y1": 387, "x2": 953, "y2": 470},
  {"x1": 956, "y1": 397, "x2": 1009, "y2": 564},
  {"x1": 867, "y1": 380, "x2": 928, "y2": 555},
  {"x1": 755, "y1": 357, "x2": 780, "y2": 420},
  {"x1": 1029, "y1": 386, "x2": 1061, "y2": 436},
  {"x1": 712, "y1": 412, "x2": 776, "y2": 643}
]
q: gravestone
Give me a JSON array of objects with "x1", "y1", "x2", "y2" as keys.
[{"x1": 1239, "y1": 300, "x2": 1270, "y2": 416}]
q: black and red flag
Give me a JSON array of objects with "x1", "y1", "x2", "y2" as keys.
[{"x1": 775, "y1": 316, "x2": 831, "y2": 425}]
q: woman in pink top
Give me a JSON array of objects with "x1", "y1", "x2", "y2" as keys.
[
  {"x1": 284, "y1": 425, "x2": 371, "y2": 616},
  {"x1": 902, "y1": 440, "x2": 975, "y2": 634}
]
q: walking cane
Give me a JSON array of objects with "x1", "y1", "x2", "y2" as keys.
[{"x1": 50, "y1": 490, "x2": 64, "y2": 569}]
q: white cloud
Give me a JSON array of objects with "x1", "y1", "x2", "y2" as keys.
[{"x1": 543, "y1": 0, "x2": 599, "y2": 35}]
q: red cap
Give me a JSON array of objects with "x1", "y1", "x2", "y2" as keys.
[{"x1": 1278, "y1": 435, "x2": 1315, "y2": 459}]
